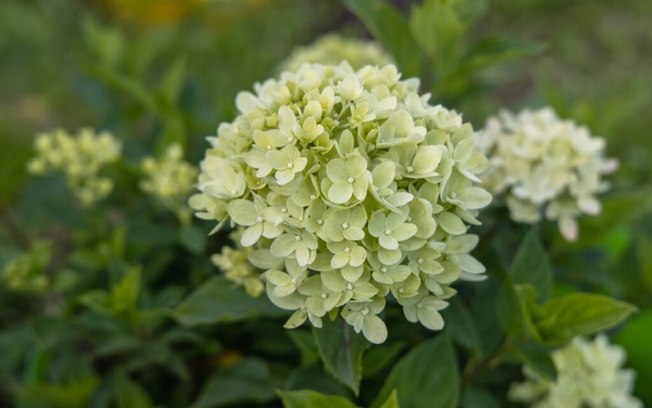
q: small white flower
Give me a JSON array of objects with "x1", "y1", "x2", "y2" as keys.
[
  {"x1": 478, "y1": 108, "x2": 617, "y2": 241},
  {"x1": 509, "y1": 335, "x2": 641, "y2": 408},
  {"x1": 27, "y1": 128, "x2": 121, "y2": 206},
  {"x1": 279, "y1": 33, "x2": 394, "y2": 72}
]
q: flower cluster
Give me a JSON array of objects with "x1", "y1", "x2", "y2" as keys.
[
  {"x1": 190, "y1": 62, "x2": 492, "y2": 343},
  {"x1": 1, "y1": 242, "x2": 50, "y2": 293},
  {"x1": 140, "y1": 143, "x2": 198, "y2": 222},
  {"x1": 476, "y1": 108, "x2": 617, "y2": 241},
  {"x1": 211, "y1": 230, "x2": 265, "y2": 297},
  {"x1": 27, "y1": 128, "x2": 122, "y2": 206},
  {"x1": 509, "y1": 335, "x2": 641, "y2": 408},
  {"x1": 280, "y1": 34, "x2": 394, "y2": 72}
]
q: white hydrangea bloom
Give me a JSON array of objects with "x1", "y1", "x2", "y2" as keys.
[
  {"x1": 509, "y1": 335, "x2": 641, "y2": 408},
  {"x1": 477, "y1": 108, "x2": 618, "y2": 241},
  {"x1": 280, "y1": 34, "x2": 394, "y2": 72},
  {"x1": 190, "y1": 62, "x2": 492, "y2": 343},
  {"x1": 27, "y1": 128, "x2": 121, "y2": 206},
  {"x1": 140, "y1": 143, "x2": 198, "y2": 222}
]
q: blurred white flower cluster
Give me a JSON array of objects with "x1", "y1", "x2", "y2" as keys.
[
  {"x1": 27, "y1": 128, "x2": 121, "y2": 206},
  {"x1": 477, "y1": 108, "x2": 617, "y2": 241},
  {"x1": 190, "y1": 62, "x2": 492, "y2": 343},
  {"x1": 280, "y1": 34, "x2": 394, "y2": 72},
  {"x1": 509, "y1": 335, "x2": 641, "y2": 408},
  {"x1": 140, "y1": 143, "x2": 198, "y2": 223},
  {"x1": 0, "y1": 242, "x2": 51, "y2": 294}
]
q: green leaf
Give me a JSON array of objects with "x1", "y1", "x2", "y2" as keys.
[
  {"x1": 172, "y1": 277, "x2": 287, "y2": 326},
  {"x1": 178, "y1": 224, "x2": 206, "y2": 254},
  {"x1": 495, "y1": 282, "x2": 540, "y2": 340},
  {"x1": 637, "y1": 234, "x2": 652, "y2": 293},
  {"x1": 313, "y1": 318, "x2": 370, "y2": 396},
  {"x1": 410, "y1": 0, "x2": 466, "y2": 67},
  {"x1": 514, "y1": 342, "x2": 557, "y2": 381},
  {"x1": 460, "y1": 385, "x2": 501, "y2": 408},
  {"x1": 372, "y1": 334, "x2": 459, "y2": 408},
  {"x1": 278, "y1": 390, "x2": 360, "y2": 408},
  {"x1": 444, "y1": 298, "x2": 482, "y2": 356},
  {"x1": 287, "y1": 330, "x2": 320, "y2": 366},
  {"x1": 343, "y1": 0, "x2": 422, "y2": 77},
  {"x1": 17, "y1": 376, "x2": 100, "y2": 408},
  {"x1": 192, "y1": 359, "x2": 276, "y2": 408},
  {"x1": 613, "y1": 310, "x2": 652, "y2": 406},
  {"x1": 533, "y1": 293, "x2": 637, "y2": 344},
  {"x1": 574, "y1": 190, "x2": 652, "y2": 247},
  {"x1": 114, "y1": 371, "x2": 154, "y2": 408},
  {"x1": 159, "y1": 56, "x2": 186, "y2": 106},
  {"x1": 109, "y1": 266, "x2": 141, "y2": 315},
  {"x1": 361, "y1": 341, "x2": 404, "y2": 377},
  {"x1": 378, "y1": 390, "x2": 400, "y2": 408},
  {"x1": 445, "y1": 37, "x2": 545, "y2": 79},
  {"x1": 509, "y1": 228, "x2": 552, "y2": 301},
  {"x1": 0, "y1": 134, "x2": 30, "y2": 205}
]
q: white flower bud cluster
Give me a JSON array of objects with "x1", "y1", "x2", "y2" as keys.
[
  {"x1": 477, "y1": 108, "x2": 617, "y2": 241},
  {"x1": 280, "y1": 34, "x2": 394, "y2": 72},
  {"x1": 140, "y1": 143, "x2": 198, "y2": 222},
  {"x1": 27, "y1": 128, "x2": 121, "y2": 206},
  {"x1": 509, "y1": 335, "x2": 641, "y2": 408},
  {"x1": 190, "y1": 62, "x2": 491, "y2": 343}
]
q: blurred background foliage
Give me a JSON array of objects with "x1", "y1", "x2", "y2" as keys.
[{"x1": 0, "y1": 0, "x2": 651, "y2": 407}]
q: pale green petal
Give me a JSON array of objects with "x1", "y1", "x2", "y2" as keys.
[
  {"x1": 352, "y1": 177, "x2": 369, "y2": 201},
  {"x1": 273, "y1": 284, "x2": 297, "y2": 297},
  {"x1": 437, "y1": 212, "x2": 466, "y2": 235},
  {"x1": 283, "y1": 309, "x2": 308, "y2": 329},
  {"x1": 278, "y1": 105, "x2": 298, "y2": 137},
  {"x1": 379, "y1": 234, "x2": 399, "y2": 250},
  {"x1": 392, "y1": 224, "x2": 418, "y2": 241},
  {"x1": 368, "y1": 211, "x2": 387, "y2": 237},
  {"x1": 385, "y1": 192, "x2": 413, "y2": 208},
  {"x1": 417, "y1": 303, "x2": 445, "y2": 330},
  {"x1": 454, "y1": 187, "x2": 492, "y2": 210},
  {"x1": 241, "y1": 223, "x2": 263, "y2": 247},
  {"x1": 349, "y1": 246, "x2": 367, "y2": 267},
  {"x1": 295, "y1": 244, "x2": 311, "y2": 266},
  {"x1": 453, "y1": 138, "x2": 475, "y2": 162},
  {"x1": 227, "y1": 199, "x2": 258, "y2": 226},
  {"x1": 266, "y1": 270, "x2": 294, "y2": 287},
  {"x1": 343, "y1": 226, "x2": 365, "y2": 241},
  {"x1": 353, "y1": 283, "x2": 379, "y2": 300},
  {"x1": 275, "y1": 169, "x2": 296, "y2": 185},
  {"x1": 341, "y1": 265, "x2": 364, "y2": 282},
  {"x1": 372, "y1": 161, "x2": 395, "y2": 188},
  {"x1": 378, "y1": 247, "x2": 402, "y2": 265},
  {"x1": 326, "y1": 158, "x2": 347, "y2": 182},
  {"x1": 331, "y1": 251, "x2": 350, "y2": 269},
  {"x1": 305, "y1": 298, "x2": 327, "y2": 317},
  {"x1": 327, "y1": 182, "x2": 353, "y2": 204},
  {"x1": 266, "y1": 149, "x2": 288, "y2": 169},
  {"x1": 372, "y1": 271, "x2": 393, "y2": 285},
  {"x1": 362, "y1": 315, "x2": 388, "y2": 344},
  {"x1": 321, "y1": 270, "x2": 347, "y2": 292},
  {"x1": 346, "y1": 155, "x2": 367, "y2": 178},
  {"x1": 412, "y1": 145, "x2": 442, "y2": 175},
  {"x1": 270, "y1": 234, "x2": 297, "y2": 257},
  {"x1": 386, "y1": 212, "x2": 407, "y2": 230}
]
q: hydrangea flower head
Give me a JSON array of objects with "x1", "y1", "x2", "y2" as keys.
[
  {"x1": 190, "y1": 62, "x2": 492, "y2": 343},
  {"x1": 27, "y1": 128, "x2": 121, "y2": 206},
  {"x1": 477, "y1": 108, "x2": 617, "y2": 241},
  {"x1": 280, "y1": 34, "x2": 394, "y2": 72},
  {"x1": 140, "y1": 143, "x2": 198, "y2": 222},
  {"x1": 509, "y1": 335, "x2": 641, "y2": 408}
]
